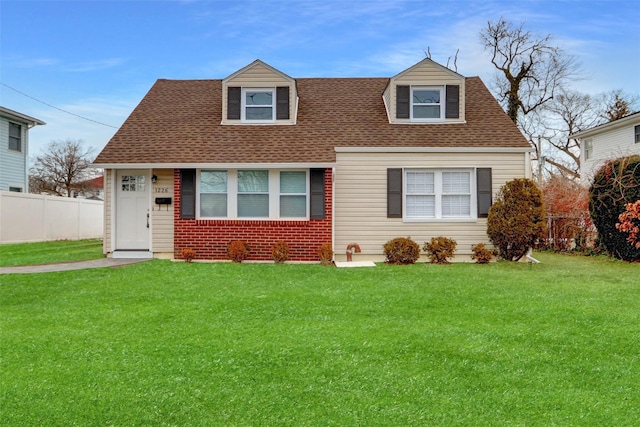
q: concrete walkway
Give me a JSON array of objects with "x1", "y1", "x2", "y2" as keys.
[{"x1": 0, "y1": 258, "x2": 150, "y2": 275}]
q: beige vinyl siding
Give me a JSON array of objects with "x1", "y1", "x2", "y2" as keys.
[
  {"x1": 334, "y1": 151, "x2": 528, "y2": 262},
  {"x1": 103, "y1": 169, "x2": 113, "y2": 254},
  {"x1": 222, "y1": 62, "x2": 297, "y2": 125},
  {"x1": 151, "y1": 169, "x2": 174, "y2": 254},
  {"x1": 390, "y1": 60, "x2": 465, "y2": 124}
]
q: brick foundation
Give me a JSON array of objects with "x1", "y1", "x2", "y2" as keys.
[{"x1": 173, "y1": 169, "x2": 332, "y2": 261}]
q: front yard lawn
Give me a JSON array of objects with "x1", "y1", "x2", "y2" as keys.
[
  {"x1": 0, "y1": 239, "x2": 103, "y2": 267},
  {"x1": 1, "y1": 252, "x2": 638, "y2": 425}
]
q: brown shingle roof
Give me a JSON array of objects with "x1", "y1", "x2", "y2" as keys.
[{"x1": 94, "y1": 77, "x2": 530, "y2": 165}]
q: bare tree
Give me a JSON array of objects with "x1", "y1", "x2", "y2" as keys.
[
  {"x1": 30, "y1": 139, "x2": 95, "y2": 197},
  {"x1": 480, "y1": 19, "x2": 580, "y2": 125},
  {"x1": 600, "y1": 89, "x2": 639, "y2": 122}
]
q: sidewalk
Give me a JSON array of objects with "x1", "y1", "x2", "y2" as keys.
[{"x1": 0, "y1": 258, "x2": 150, "y2": 275}]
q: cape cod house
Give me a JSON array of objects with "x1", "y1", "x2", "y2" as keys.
[{"x1": 93, "y1": 58, "x2": 533, "y2": 262}]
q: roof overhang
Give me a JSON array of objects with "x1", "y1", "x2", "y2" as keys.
[
  {"x1": 91, "y1": 162, "x2": 337, "y2": 169},
  {"x1": 570, "y1": 111, "x2": 640, "y2": 139},
  {"x1": 0, "y1": 106, "x2": 46, "y2": 126},
  {"x1": 335, "y1": 147, "x2": 534, "y2": 153}
]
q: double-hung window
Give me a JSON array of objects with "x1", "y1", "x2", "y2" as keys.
[
  {"x1": 411, "y1": 87, "x2": 443, "y2": 120},
  {"x1": 280, "y1": 171, "x2": 307, "y2": 217},
  {"x1": 405, "y1": 169, "x2": 474, "y2": 220},
  {"x1": 635, "y1": 125, "x2": 640, "y2": 144},
  {"x1": 238, "y1": 170, "x2": 269, "y2": 217},
  {"x1": 9, "y1": 123, "x2": 22, "y2": 152},
  {"x1": 242, "y1": 88, "x2": 274, "y2": 122},
  {"x1": 583, "y1": 138, "x2": 593, "y2": 160},
  {"x1": 200, "y1": 170, "x2": 228, "y2": 217}
]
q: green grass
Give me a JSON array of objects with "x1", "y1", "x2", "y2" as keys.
[
  {"x1": 0, "y1": 239, "x2": 104, "y2": 267},
  {"x1": 1, "y1": 252, "x2": 639, "y2": 426}
]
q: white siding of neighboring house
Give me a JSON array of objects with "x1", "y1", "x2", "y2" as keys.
[
  {"x1": 0, "y1": 116, "x2": 28, "y2": 192},
  {"x1": 580, "y1": 123, "x2": 640, "y2": 184},
  {"x1": 334, "y1": 150, "x2": 530, "y2": 262}
]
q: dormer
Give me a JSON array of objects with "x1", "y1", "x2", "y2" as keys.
[
  {"x1": 221, "y1": 60, "x2": 298, "y2": 125},
  {"x1": 383, "y1": 58, "x2": 465, "y2": 124}
]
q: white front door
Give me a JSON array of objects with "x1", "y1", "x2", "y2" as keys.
[{"x1": 116, "y1": 170, "x2": 150, "y2": 250}]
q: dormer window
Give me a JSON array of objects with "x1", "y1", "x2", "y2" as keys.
[
  {"x1": 243, "y1": 88, "x2": 275, "y2": 122},
  {"x1": 412, "y1": 87, "x2": 443, "y2": 120}
]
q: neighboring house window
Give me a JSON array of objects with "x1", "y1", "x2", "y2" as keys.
[
  {"x1": 411, "y1": 87, "x2": 443, "y2": 120},
  {"x1": 9, "y1": 122, "x2": 22, "y2": 151},
  {"x1": 584, "y1": 138, "x2": 593, "y2": 160},
  {"x1": 404, "y1": 169, "x2": 475, "y2": 220},
  {"x1": 242, "y1": 88, "x2": 275, "y2": 122},
  {"x1": 197, "y1": 169, "x2": 314, "y2": 219},
  {"x1": 635, "y1": 125, "x2": 640, "y2": 144},
  {"x1": 9, "y1": 186, "x2": 22, "y2": 192}
]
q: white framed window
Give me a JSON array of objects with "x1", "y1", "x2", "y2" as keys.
[
  {"x1": 634, "y1": 125, "x2": 640, "y2": 144},
  {"x1": 9, "y1": 122, "x2": 22, "y2": 152},
  {"x1": 411, "y1": 86, "x2": 443, "y2": 121},
  {"x1": 197, "y1": 169, "x2": 309, "y2": 219},
  {"x1": 405, "y1": 169, "x2": 475, "y2": 220},
  {"x1": 242, "y1": 88, "x2": 275, "y2": 122},
  {"x1": 583, "y1": 138, "x2": 593, "y2": 160},
  {"x1": 200, "y1": 170, "x2": 228, "y2": 217}
]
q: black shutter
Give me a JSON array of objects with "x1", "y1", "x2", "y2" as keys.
[
  {"x1": 445, "y1": 85, "x2": 460, "y2": 119},
  {"x1": 180, "y1": 169, "x2": 196, "y2": 219},
  {"x1": 310, "y1": 169, "x2": 325, "y2": 220},
  {"x1": 396, "y1": 85, "x2": 410, "y2": 119},
  {"x1": 477, "y1": 168, "x2": 492, "y2": 218},
  {"x1": 227, "y1": 87, "x2": 241, "y2": 120},
  {"x1": 276, "y1": 86, "x2": 290, "y2": 120},
  {"x1": 387, "y1": 168, "x2": 402, "y2": 218}
]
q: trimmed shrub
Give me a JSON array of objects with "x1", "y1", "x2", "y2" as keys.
[
  {"x1": 383, "y1": 237, "x2": 420, "y2": 265},
  {"x1": 470, "y1": 243, "x2": 498, "y2": 264},
  {"x1": 318, "y1": 243, "x2": 333, "y2": 266},
  {"x1": 227, "y1": 240, "x2": 250, "y2": 263},
  {"x1": 487, "y1": 178, "x2": 547, "y2": 261},
  {"x1": 423, "y1": 236, "x2": 457, "y2": 264},
  {"x1": 589, "y1": 155, "x2": 640, "y2": 261},
  {"x1": 616, "y1": 200, "x2": 640, "y2": 249},
  {"x1": 271, "y1": 241, "x2": 290, "y2": 264},
  {"x1": 181, "y1": 248, "x2": 196, "y2": 263}
]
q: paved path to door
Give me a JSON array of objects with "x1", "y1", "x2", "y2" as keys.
[{"x1": 0, "y1": 258, "x2": 150, "y2": 275}]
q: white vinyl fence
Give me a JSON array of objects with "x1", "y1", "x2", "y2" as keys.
[{"x1": 0, "y1": 191, "x2": 103, "y2": 244}]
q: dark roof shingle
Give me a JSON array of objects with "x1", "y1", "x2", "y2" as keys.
[{"x1": 94, "y1": 77, "x2": 531, "y2": 165}]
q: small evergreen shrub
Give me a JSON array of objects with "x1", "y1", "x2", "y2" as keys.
[
  {"x1": 423, "y1": 236, "x2": 457, "y2": 264},
  {"x1": 383, "y1": 237, "x2": 420, "y2": 264},
  {"x1": 318, "y1": 243, "x2": 333, "y2": 266},
  {"x1": 487, "y1": 178, "x2": 547, "y2": 261},
  {"x1": 590, "y1": 155, "x2": 640, "y2": 261},
  {"x1": 181, "y1": 248, "x2": 196, "y2": 263},
  {"x1": 470, "y1": 243, "x2": 498, "y2": 264},
  {"x1": 271, "y1": 241, "x2": 290, "y2": 264},
  {"x1": 227, "y1": 240, "x2": 250, "y2": 263}
]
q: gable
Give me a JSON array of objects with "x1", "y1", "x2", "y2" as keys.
[
  {"x1": 221, "y1": 60, "x2": 298, "y2": 125},
  {"x1": 384, "y1": 58, "x2": 465, "y2": 124}
]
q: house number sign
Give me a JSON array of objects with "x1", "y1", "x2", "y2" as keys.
[{"x1": 154, "y1": 187, "x2": 170, "y2": 193}]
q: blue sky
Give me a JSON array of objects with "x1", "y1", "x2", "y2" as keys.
[{"x1": 1, "y1": 0, "x2": 639, "y2": 158}]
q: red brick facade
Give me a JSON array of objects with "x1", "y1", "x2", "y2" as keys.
[{"x1": 173, "y1": 169, "x2": 332, "y2": 261}]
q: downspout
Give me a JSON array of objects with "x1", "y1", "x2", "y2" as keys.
[{"x1": 331, "y1": 167, "x2": 336, "y2": 263}]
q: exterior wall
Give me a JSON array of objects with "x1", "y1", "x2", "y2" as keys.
[
  {"x1": 0, "y1": 116, "x2": 28, "y2": 192},
  {"x1": 151, "y1": 168, "x2": 174, "y2": 254},
  {"x1": 222, "y1": 61, "x2": 297, "y2": 125},
  {"x1": 334, "y1": 151, "x2": 529, "y2": 262},
  {"x1": 173, "y1": 168, "x2": 332, "y2": 261},
  {"x1": 581, "y1": 124, "x2": 640, "y2": 184},
  {"x1": 103, "y1": 169, "x2": 113, "y2": 254},
  {"x1": 389, "y1": 60, "x2": 466, "y2": 124},
  {"x1": 0, "y1": 190, "x2": 103, "y2": 243}
]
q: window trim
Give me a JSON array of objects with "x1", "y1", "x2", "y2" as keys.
[
  {"x1": 634, "y1": 125, "x2": 640, "y2": 144},
  {"x1": 403, "y1": 168, "x2": 477, "y2": 222},
  {"x1": 8, "y1": 122, "x2": 22, "y2": 152},
  {"x1": 410, "y1": 86, "x2": 444, "y2": 122},
  {"x1": 196, "y1": 169, "x2": 310, "y2": 220},
  {"x1": 583, "y1": 138, "x2": 593, "y2": 160},
  {"x1": 241, "y1": 88, "x2": 275, "y2": 123}
]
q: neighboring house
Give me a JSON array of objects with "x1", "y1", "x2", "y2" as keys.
[
  {"x1": 71, "y1": 175, "x2": 105, "y2": 200},
  {"x1": 572, "y1": 111, "x2": 640, "y2": 184},
  {"x1": 0, "y1": 106, "x2": 45, "y2": 192},
  {"x1": 93, "y1": 58, "x2": 533, "y2": 261}
]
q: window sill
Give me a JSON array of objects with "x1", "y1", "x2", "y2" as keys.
[{"x1": 403, "y1": 217, "x2": 478, "y2": 223}]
